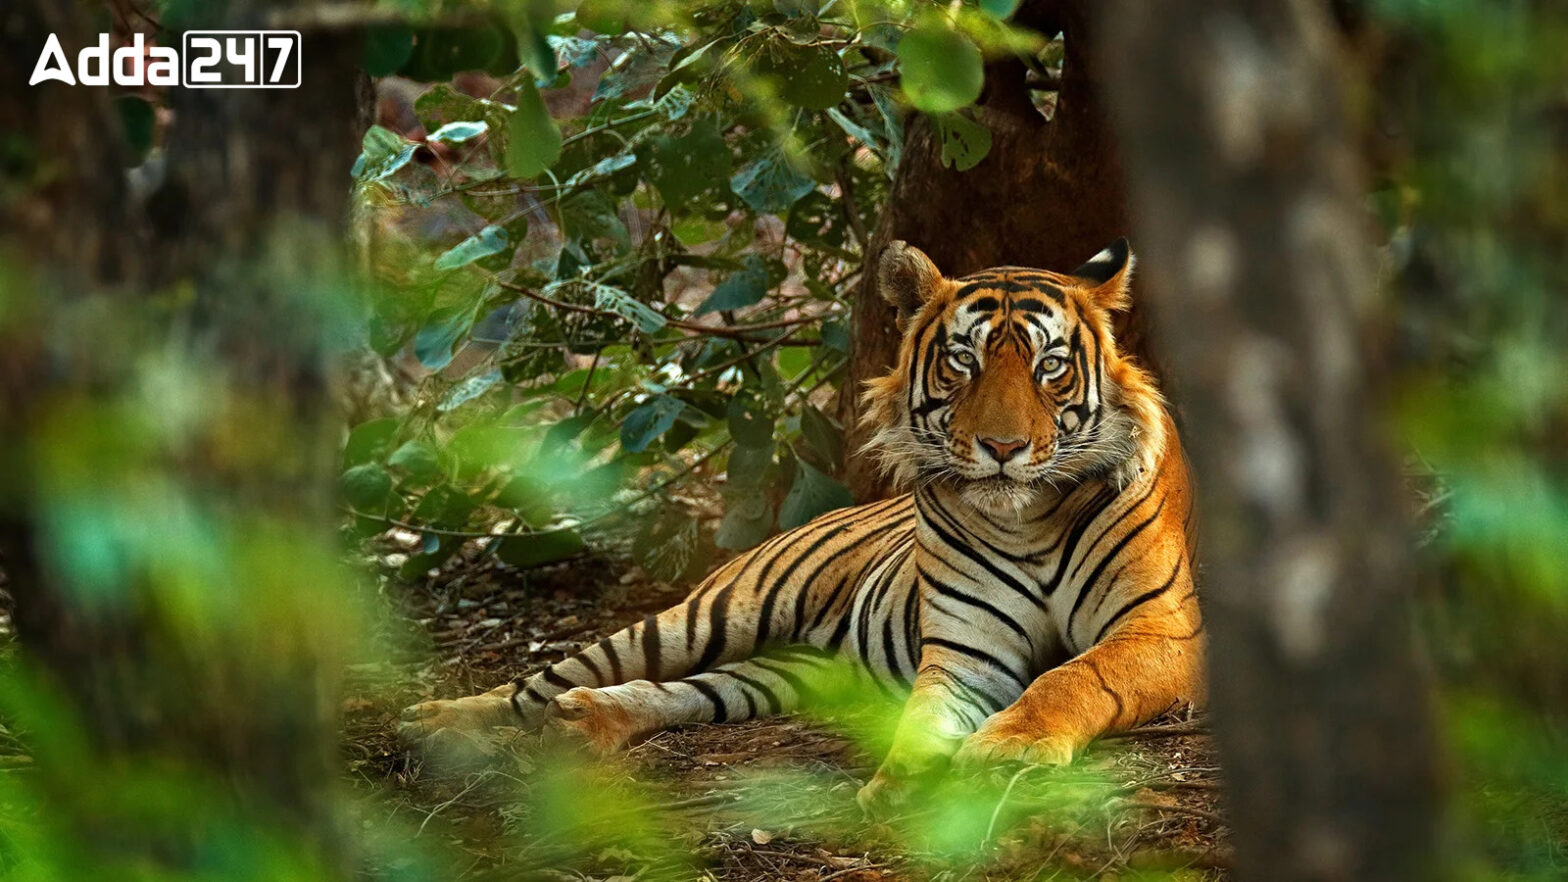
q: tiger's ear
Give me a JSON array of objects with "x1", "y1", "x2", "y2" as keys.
[
  {"x1": 878, "y1": 240, "x2": 944, "y2": 318},
  {"x1": 1071, "y1": 237, "x2": 1134, "y2": 312}
]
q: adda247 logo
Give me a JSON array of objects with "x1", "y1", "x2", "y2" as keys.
[{"x1": 29, "y1": 31, "x2": 302, "y2": 89}]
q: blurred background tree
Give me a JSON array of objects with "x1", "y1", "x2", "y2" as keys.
[
  {"x1": 1102, "y1": 1, "x2": 1439, "y2": 878},
  {"x1": 2, "y1": 0, "x2": 369, "y2": 875}
]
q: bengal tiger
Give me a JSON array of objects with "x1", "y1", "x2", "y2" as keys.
[{"x1": 400, "y1": 239, "x2": 1205, "y2": 811}]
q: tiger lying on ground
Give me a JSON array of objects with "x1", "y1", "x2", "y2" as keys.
[{"x1": 401, "y1": 239, "x2": 1205, "y2": 811}]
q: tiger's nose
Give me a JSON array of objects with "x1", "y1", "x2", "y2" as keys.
[{"x1": 978, "y1": 437, "x2": 1028, "y2": 463}]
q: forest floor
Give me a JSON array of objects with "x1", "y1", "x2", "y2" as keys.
[{"x1": 346, "y1": 543, "x2": 1232, "y2": 882}]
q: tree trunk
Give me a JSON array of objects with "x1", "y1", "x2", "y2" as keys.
[
  {"x1": 0, "y1": 2, "x2": 368, "y2": 873},
  {"x1": 840, "y1": 0, "x2": 1157, "y2": 501},
  {"x1": 1098, "y1": 2, "x2": 1439, "y2": 880}
]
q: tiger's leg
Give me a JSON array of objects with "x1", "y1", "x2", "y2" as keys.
[
  {"x1": 954, "y1": 586, "x2": 1204, "y2": 766},
  {"x1": 398, "y1": 499, "x2": 907, "y2": 742},
  {"x1": 397, "y1": 589, "x2": 748, "y2": 741},
  {"x1": 856, "y1": 633, "x2": 1036, "y2": 813},
  {"x1": 546, "y1": 647, "x2": 839, "y2": 754}
]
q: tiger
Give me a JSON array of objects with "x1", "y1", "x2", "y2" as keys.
[{"x1": 400, "y1": 238, "x2": 1205, "y2": 811}]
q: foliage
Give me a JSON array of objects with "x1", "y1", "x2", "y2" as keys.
[
  {"x1": 1373, "y1": 0, "x2": 1568, "y2": 876},
  {"x1": 345, "y1": 0, "x2": 1052, "y2": 573}
]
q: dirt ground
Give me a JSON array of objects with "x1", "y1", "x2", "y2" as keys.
[{"x1": 346, "y1": 544, "x2": 1232, "y2": 882}]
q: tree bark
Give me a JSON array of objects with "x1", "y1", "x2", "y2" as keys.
[
  {"x1": 1098, "y1": 2, "x2": 1439, "y2": 880},
  {"x1": 841, "y1": 0, "x2": 1156, "y2": 502},
  {"x1": 0, "y1": 1, "x2": 368, "y2": 872}
]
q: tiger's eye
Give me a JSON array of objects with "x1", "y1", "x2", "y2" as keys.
[
  {"x1": 1036, "y1": 355, "x2": 1066, "y2": 381},
  {"x1": 950, "y1": 350, "x2": 978, "y2": 371}
]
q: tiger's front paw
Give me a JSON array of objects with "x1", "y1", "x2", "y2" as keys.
[
  {"x1": 855, "y1": 768, "x2": 911, "y2": 818},
  {"x1": 543, "y1": 687, "x2": 642, "y2": 756},
  {"x1": 855, "y1": 749, "x2": 950, "y2": 819},
  {"x1": 953, "y1": 715, "x2": 1079, "y2": 768},
  {"x1": 398, "y1": 684, "x2": 518, "y2": 744}
]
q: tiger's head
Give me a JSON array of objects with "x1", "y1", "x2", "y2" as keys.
[{"x1": 861, "y1": 239, "x2": 1167, "y2": 511}]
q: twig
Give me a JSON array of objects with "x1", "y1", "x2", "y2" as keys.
[
  {"x1": 1114, "y1": 767, "x2": 1224, "y2": 794},
  {"x1": 681, "y1": 326, "x2": 805, "y2": 386},
  {"x1": 1101, "y1": 720, "x2": 1209, "y2": 741},
  {"x1": 415, "y1": 774, "x2": 490, "y2": 836},
  {"x1": 561, "y1": 109, "x2": 660, "y2": 149},
  {"x1": 497, "y1": 279, "x2": 828, "y2": 343},
  {"x1": 573, "y1": 347, "x2": 603, "y2": 415},
  {"x1": 343, "y1": 507, "x2": 511, "y2": 540},
  {"x1": 1123, "y1": 798, "x2": 1226, "y2": 827},
  {"x1": 821, "y1": 862, "x2": 887, "y2": 881},
  {"x1": 984, "y1": 764, "x2": 1039, "y2": 846},
  {"x1": 574, "y1": 441, "x2": 733, "y2": 530}
]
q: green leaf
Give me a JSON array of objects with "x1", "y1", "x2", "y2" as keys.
[
  {"x1": 777, "y1": 345, "x2": 813, "y2": 380},
  {"x1": 343, "y1": 418, "x2": 399, "y2": 467},
  {"x1": 755, "y1": 42, "x2": 848, "y2": 111},
  {"x1": 494, "y1": 474, "x2": 556, "y2": 527},
  {"x1": 933, "y1": 111, "x2": 994, "y2": 171},
  {"x1": 363, "y1": 24, "x2": 415, "y2": 76},
  {"x1": 448, "y1": 423, "x2": 527, "y2": 476},
  {"x1": 801, "y1": 405, "x2": 845, "y2": 467},
  {"x1": 439, "y1": 368, "x2": 502, "y2": 412},
  {"x1": 980, "y1": 0, "x2": 1023, "y2": 17},
  {"x1": 427, "y1": 120, "x2": 489, "y2": 144},
  {"x1": 621, "y1": 395, "x2": 685, "y2": 452},
  {"x1": 542, "y1": 413, "x2": 594, "y2": 454},
  {"x1": 506, "y1": 79, "x2": 563, "y2": 178},
  {"x1": 560, "y1": 191, "x2": 631, "y2": 252},
  {"x1": 567, "y1": 154, "x2": 639, "y2": 187},
  {"x1": 716, "y1": 494, "x2": 774, "y2": 550},
  {"x1": 388, "y1": 441, "x2": 442, "y2": 482},
  {"x1": 584, "y1": 281, "x2": 667, "y2": 333},
  {"x1": 897, "y1": 18, "x2": 984, "y2": 113},
  {"x1": 726, "y1": 444, "x2": 772, "y2": 489},
  {"x1": 549, "y1": 34, "x2": 600, "y2": 68},
  {"x1": 786, "y1": 191, "x2": 843, "y2": 248},
  {"x1": 511, "y1": 3, "x2": 558, "y2": 85},
  {"x1": 413, "y1": 484, "x2": 476, "y2": 527},
  {"x1": 434, "y1": 225, "x2": 510, "y2": 271},
  {"x1": 731, "y1": 153, "x2": 816, "y2": 214},
  {"x1": 414, "y1": 305, "x2": 476, "y2": 370},
  {"x1": 414, "y1": 84, "x2": 489, "y2": 131},
  {"x1": 696, "y1": 255, "x2": 771, "y2": 315},
  {"x1": 645, "y1": 120, "x2": 731, "y2": 207},
  {"x1": 869, "y1": 84, "x2": 904, "y2": 173},
  {"x1": 341, "y1": 464, "x2": 395, "y2": 511},
  {"x1": 575, "y1": 0, "x2": 625, "y2": 33},
  {"x1": 779, "y1": 459, "x2": 853, "y2": 529},
  {"x1": 826, "y1": 107, "x2": 878, "y2": 149},
  {"x1": 822, "y1": 318, "x2": 851, "y2": 352},
  {"x1": 357, "y1": 125, "x2": 398, "y2": 167},
  {"x1": 727, "y1": 395, "x2": 774, "y2": 448},
  {"x1": 495, "y1": 529, "x2": 586, "y2": 569},
  {"x1": 672, "y1": 216, "x2": 728, "y2": 247},
  {"x1": 355, "y1": 125, "x2": 416, "y2": 180},
  {"x1": 655, "y1": 84, "x2": 695, "y2": 120}
]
